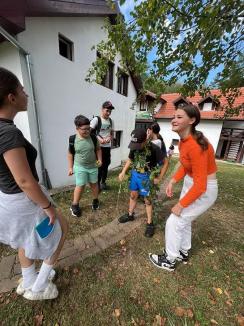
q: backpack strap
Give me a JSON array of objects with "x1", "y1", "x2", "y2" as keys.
[
  {"x1": 96, "y1": 116, "x2": 102, "y2": 135},
  {"x1": 69, "y1": 134, "x2": 76, "y2": 157}
]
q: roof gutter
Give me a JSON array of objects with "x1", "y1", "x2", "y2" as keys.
[{"x1": 0, "y1": 26, "x2": 49, "y2": 188}]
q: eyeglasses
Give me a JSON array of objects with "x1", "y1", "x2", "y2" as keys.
[{"x1": 78, "y1": 127, "x2": 90, "y2": 131}]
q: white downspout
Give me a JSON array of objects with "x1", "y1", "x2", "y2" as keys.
[{"x1": 0, "y1": 26, "x2": 49, "y2": 187}]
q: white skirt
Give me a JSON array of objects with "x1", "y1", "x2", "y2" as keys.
[{"x1": 0, "y1": 186, "x2": 62, "y2": 260}]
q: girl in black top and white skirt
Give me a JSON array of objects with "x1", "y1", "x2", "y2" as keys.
[{"x1": 0, "y1": 67, "x2": 68, "y2": 300}]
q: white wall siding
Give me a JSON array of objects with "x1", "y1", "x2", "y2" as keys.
[
  {"x1": 17, "y1": 17, "x2": 137, "y2": 187},
  {"x1": 0, "y1": 41, "x2": 32, "y2": 142},
  {"x1": 157, "y1": 119, "x2": 223, "y2": 154}
]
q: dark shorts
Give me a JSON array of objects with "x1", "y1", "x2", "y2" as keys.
[{"x1": 129, "y1": 169, "x2": 150, "y2": 197}]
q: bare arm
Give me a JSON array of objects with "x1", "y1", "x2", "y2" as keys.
[
  {"x1": 154, "y1": 158, "x2": 169, "y2": 185},
  {"x1": 118, "y1": 159, "x2": 132, "y2": 181},
  {"x1": 3, "y1": 148, "x2": 56, "y2": 223},
  {"x1": 67, "y1": 151, "x2": 74, "y2": 175}
]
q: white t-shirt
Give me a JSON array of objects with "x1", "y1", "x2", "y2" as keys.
[
  {"x1": 90, "y1": 116, "x2": 113, "y2": 148},
  {"x1": 151, "y1": 139, "x2": 162, "y2": 149}
]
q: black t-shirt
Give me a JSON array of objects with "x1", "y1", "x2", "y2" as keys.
[
  {"x1": 0, "y1": 118, "x2": 39, "y2": 194},
  {"x1": 128, "y1": 142, "x2": 165, "y2": 171}
]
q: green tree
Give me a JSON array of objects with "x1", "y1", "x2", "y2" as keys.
[
  {"x1": 87, "y1": 0, "x2": 244, "y2": 116},
  {"x1": 213, "y1": 54, "x2": 244, "y2": 89}
]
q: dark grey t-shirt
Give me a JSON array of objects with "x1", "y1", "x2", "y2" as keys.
[{"x1": 0, "y1": 118, "x2": 39, "y2": 194}]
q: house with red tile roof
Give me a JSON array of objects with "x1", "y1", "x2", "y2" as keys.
[{"x1": 154, "y1": 88, "x2": 244, "y2": 163}]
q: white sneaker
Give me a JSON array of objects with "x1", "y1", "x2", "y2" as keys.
[
  {"x1": 16, "y1": 269, "x2": 56, "y2": 295},
  {"x1": 23, "y1": 281, "x2": 58, "y2": 301}
]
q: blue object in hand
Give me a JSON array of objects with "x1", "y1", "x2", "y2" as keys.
[{"x1": 35, "y1": 216, "x2": 54, "y2": 239}]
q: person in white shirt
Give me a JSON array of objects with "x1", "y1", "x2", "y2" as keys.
[{"x1": 90, "y1": 101, "x2": 114, "y2": 191}]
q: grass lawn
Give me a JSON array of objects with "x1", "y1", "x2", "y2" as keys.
[{"x1": 0, "y1": 161, "x2": 243, "y2": 326}]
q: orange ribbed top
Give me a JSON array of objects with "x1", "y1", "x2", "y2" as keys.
[{"x1": 173, "y1": 134, "x2": 217, "y2": 207}]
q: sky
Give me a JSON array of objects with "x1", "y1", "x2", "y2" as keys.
[{"x1": 119, "y1": 0, "x2": 222, "y2": 85}]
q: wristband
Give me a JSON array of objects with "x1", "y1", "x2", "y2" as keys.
[{"x1": 42, "y1": 201, "x2": 52, "y2": 209}]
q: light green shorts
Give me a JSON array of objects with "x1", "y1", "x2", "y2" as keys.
[{"x1": 73, "y1": 165, "x2": 98, "y2": 186}]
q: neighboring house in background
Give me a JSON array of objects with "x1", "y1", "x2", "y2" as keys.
[
  {"x1": 135, "y1": 90, "x2": 157, "y2": 129},
  {"x1": 154, "y1": 88, "x2": 244, "y2": 164},
  {"x1": 0, "y1": 0, "x2": 142, "y2": 188}
]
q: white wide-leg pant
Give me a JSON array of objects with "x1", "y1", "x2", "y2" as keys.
[{"x1": 165, "y1": 175, "x2": 218, "y2": 260}]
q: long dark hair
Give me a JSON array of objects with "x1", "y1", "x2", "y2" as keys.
[
  {"x1": 180, "y1": 104, "x2": 209, "y2": 150},
  {"x1": 149, "y1": 122, "x2": 164, "y2": 141},
  {"x1": 0, "y1": 67, "x2": 19, "y2": 107}
]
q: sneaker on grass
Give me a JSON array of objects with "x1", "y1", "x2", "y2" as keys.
[
  {"x1": 92, "y1": 198, "x2": 99, "y2": 210},
  {"x1": 149, "y1": 252, "x2": 176, "y2": 271},
  {"x1": 144, "y1": 223, "x2": 155, "y2": 237},
  {"x1": 118, "y1": 212, "x2": 135, "y2": 223},
  {"x1": 23, "y1": 281, "x2": 58, "y2": 301},
  {"x1": 176, "y1": 250, "x2": 189, "y2": 264},
  {"x1": 70, "y1": 204, "x2": 82, "y2": 217}
]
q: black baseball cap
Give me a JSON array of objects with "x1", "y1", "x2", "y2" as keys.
[
  {"x1": 128, "y1": 129, "x2": 147, "y2": 150},
  {"x1": 102, "y1": 101, "x2": 115, "y2": 110}
]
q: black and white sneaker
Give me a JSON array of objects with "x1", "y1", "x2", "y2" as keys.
[
  {"x1": 176, "y1": 250, "x2": 189, "y2": 264},
  {"x1": 118, "y1": 212, "x2": 135, "y2": 223},
  {"x1": 70, "y1": 204, "x2": 82, "y2": 217},
  {"x1": 149, "y1": 253, "x2": 176, "y2": 271},
  {"x1": 92, "y1": 198, "x2": 99, "y2": 210}
]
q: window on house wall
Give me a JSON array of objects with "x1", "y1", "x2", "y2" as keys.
[
  {"x1": 202, "y1": 102, "x2": 213, "y2": 111},
  {"x1": 58, "y1": 34, "x2": 73, "y2": 61},
  {"x1": 97, "y1": 52, "x2": 114, "y2": 90},
  {"x1": 140, "y1": 101, "x2": 147, "y2": 111},
  {"x1": 117, "y1": 68, "x2": 129, "y2": 96},
  {"x1": 112, "y1": 131, "x2": 122, "y2": 148}
]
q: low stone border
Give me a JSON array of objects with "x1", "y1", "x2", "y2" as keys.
[{"x1": 0, "y1": 162, "x2": 180, "y2": 294}]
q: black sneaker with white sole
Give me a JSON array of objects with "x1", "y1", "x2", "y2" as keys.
[
  {"x1": 92, "y1": 198, "x2": 99, "y2": 210},
  {"x1": 70, "y1": 204, "x2": 82, "y2": 217},
  {"x1": 118, "y1": 212, "x2": 135, "y2": 223},
  {"x1": 149, "y1": 253, "x2": 176, "y2": 271},
  {"x1": 176, "y1": 250, "x2": 189, "y2": 264},
  {"x1": 144, "y1": 223, "x2": 155, "y2": 237}
]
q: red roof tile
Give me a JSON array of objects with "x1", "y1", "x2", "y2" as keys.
[{"x1": 154, "y1": 88, "x2": 244, "y2": 120}]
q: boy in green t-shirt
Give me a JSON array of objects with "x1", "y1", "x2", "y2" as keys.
[{"x1": 68, "y1": 115, "x2": 102, "y2": 217}]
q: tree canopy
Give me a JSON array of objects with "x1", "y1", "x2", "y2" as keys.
[
  {"x1": 213, "y1": 54, "x2": 244, "y2": 89},
  {"x1": 87, "y1": 0, "x2": 244, "y2": 115}
]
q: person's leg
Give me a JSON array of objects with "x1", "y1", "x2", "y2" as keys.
[
  {"x1": 30, "y1": 211, "x2": 68, "y2": 294},
  {"x1": 144, "y1": 197, "x2": 155, "y2": 237},
  {"x1": 71, "y1": 166, "x2": 87, "y2": 216},
  {"x1": 149, "y1": 178, "x2": 218, "y2": 271},
  {"x1": 72, "y1": 185, "x2": 85, "y2": 204},
  {"x1": 129, "y1": 191, "x2": 138, "y2": 214},
  {"x1": 90, "y1": 182, "x2": 99, "y2": 199},
  {"x1": 101, "y1": 147, "x2": 111, "y2": 186},
  {"x1": 119, "y1": 191, "x2": 138, "y2": 223},
  {"x1": 18, "y1": 249, "x2": 36, "y2": 290},
  {"x1": 144, "y1": 198, "x2": 152, "y2": 224}
]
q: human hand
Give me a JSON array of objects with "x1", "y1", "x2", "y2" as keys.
[
  {"x1": 44, "y1": 205, "x2": 57, "y2": 225},
  {"x1": 96, "y1": 160, "x2": 102, "y2": 167},
  {"x1": 166, "y1": 180, "x2": 174, "y2": 197},
  {"x1": 118, "y1": 172, "x2": 125, "y2": 182},
  {"x1": 171, "y1": 202, "x2": 183, "y2": 216},
  {"x1": 68, "y1": 168, "x2": 73, "y2": 176}
]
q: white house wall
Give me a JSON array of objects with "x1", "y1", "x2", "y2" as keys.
[
  {"x1": 157, "y1": 119, "x2": 223, "y2": 154},
  {"x1": 0, "y1": 41, "x2": 31, "y2": 142},
  {"x1": 16, "y1": 17, "x2": 138, "y2": 188}
]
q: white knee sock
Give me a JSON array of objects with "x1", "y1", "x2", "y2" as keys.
[
  {"x1": 22, "y1": 263, "x2": 37, "y2": 289},
  {"x1": 32, "y1": 262, "x2": 53, "y2": 292}
]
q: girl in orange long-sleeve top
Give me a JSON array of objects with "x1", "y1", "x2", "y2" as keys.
[{"x1": 149, "y1": 104, "x2": 218, "y2": 271}]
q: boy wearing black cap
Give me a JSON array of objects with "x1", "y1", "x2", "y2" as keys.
[
  {"x1": 118, "y1": 129, "x2": 168, "y2": 237},
  {"x1": 90, "y1": 101, "x2": 114, "y2": 191}
]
